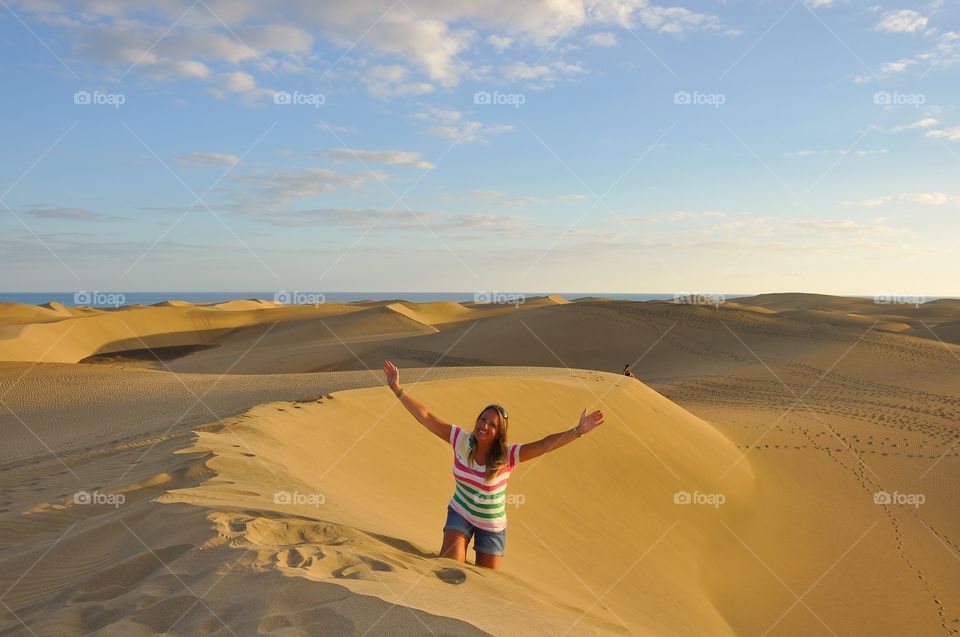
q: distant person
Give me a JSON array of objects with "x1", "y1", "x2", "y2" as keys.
[
  {"x1": 382, "y1": 360, "x2": 604, "y2": 571},
  {"x1": 623, "y1": 364, "x2": 635, "y2": 378}
]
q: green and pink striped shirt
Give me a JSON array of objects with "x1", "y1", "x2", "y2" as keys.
[{"x1": 448, "y1": 425, "x2": 523, "y2": 532}]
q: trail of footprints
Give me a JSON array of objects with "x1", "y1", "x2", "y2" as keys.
[{"x1": 658, "y1": 379, "x2": 960, "y2": 633}]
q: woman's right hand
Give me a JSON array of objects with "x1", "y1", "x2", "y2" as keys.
[{"x1": 383, "y1": 360, "x2": 401, "y2": 391}]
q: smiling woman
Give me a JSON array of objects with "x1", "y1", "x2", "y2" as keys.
[{"x1": 382, "y1": 359, "x2": 604, "y2": 570}]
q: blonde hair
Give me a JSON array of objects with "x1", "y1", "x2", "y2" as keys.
[{"x1": 468, "y1": 404, "x2": 509, "y2": 480}]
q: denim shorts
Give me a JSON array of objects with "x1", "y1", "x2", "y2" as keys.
[{"x1": 443, "y1": 505, "x2": 506, "y2": 556}]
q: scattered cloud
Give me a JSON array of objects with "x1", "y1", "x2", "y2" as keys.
[
  {"x1": 874, "y1": 9, "x2": 928, "y2": 34},
  {"x1": 502, "y1": 60, "x2": 583, "y2": 88},
  {"x1": 784, "y1": 149, "x2": 888, "y2": 158},
  {"x1": 844, "y1": 192, "x2": 957, "y2": 206},
  {"x1": 228, "y1": 167, "x2": 386, "y2": 207},
  {"x1": 585, "y1": 32, "x2": 619, "y2": 47},
  {"x1": 623, "y1": 211, "x2": 728, "y2": 223},
  {"x1": 900, "y1": 192, "x2": 952, "y2": 205},
  {"x1": 487, "y1": 35, "x2": 513, "y2": 51},
  {"x1": 433, "y1": 190, "x2": 587, "y2": 206},
  {"x1": 414, "y1": 107, "x2": 513, "y2": 143},
  {"x1": 24, "y1": 207, "x2": 121, "y2": 221},
  {"x1": 256, "y1": 207, "x2": 533, "y2": 235},
  {"x1": 361, "y1": 65, "x2": 434, "y2": 98},
  {"x1": 178, "y1": 152, "x2": 241, "y2": 167},
  {"x1": 889, "y1": 118, "x2": 939, "y2": 132},
  {"x1": 925, "y1": 126, "x2": 960, "y2": 141},
  {"x1": 318, "y1": 148, "x2": 434, "y2": 170},
  {"x1": 11, "y1": 0, "x2": 734, "y2": 99}
]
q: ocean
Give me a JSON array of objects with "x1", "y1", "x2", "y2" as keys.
[{"x1": 0, "y1": 291, "x2": 695, "y2": 307}]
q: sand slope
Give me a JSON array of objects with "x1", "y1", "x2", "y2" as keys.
[{"x1": 161, "y1": 372, "x2": 754, "y2": 635}]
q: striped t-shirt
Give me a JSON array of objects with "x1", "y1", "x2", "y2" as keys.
[{"x1": 448, "y1": 425, "x2": 523, "y2": 532}]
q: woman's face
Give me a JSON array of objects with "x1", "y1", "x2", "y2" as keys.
[{"x1": 473, "y1": 408, "x2": 501, "y2": 443}]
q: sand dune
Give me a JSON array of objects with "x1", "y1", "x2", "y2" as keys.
[
  {"x1": 1, "y1": 294, "x2": 958, "y2": 636},
  {"x1": 160, "y1": 372, "x2": 754, "y2": 635}
]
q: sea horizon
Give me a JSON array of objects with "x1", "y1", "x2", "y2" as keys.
[{"x1": 1, "y1": 291, "x2": 957, "y2": 308}]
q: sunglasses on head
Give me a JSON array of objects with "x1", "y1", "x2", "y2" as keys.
[{"x1": 479, "y1": 404, "x2": 509, "y2": 421}]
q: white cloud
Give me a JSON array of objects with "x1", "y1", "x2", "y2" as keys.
[
  {"x1": 488, "y1": 34, "x2": 513, "y2": 51},
  {"x1": 585, "y1": 31, "x2": 619, "y2": 47},
  {"x1": 434, "y1": 190, "x2": 586, "y2": 206},
  {"x1": 256, "y1": 207, "x2": 532, "y2": 235},
  {"x1": 889, "y1": 118, "x2": 939, "y2": 132},
  {"x1": 856, "y1": 26, "x2": 957, "y2": 82},
  {"x1": 361, "y1": 64, "x2": 435, "y2": 98},
  {"x1": 787, "y1": 219, "x2": 895, "y2": 234},
  {"x1": 623, "y1": 211, "x2": 728, "y2": 223},
  {"x1": 229, "y1": 167, "x2": 386, "y2": 206},
  {"x1": 178, "y1": 152, "x2": 241, "y2": 167},
  {"x1": 222, "y1": 70, "x2": 256, "y2": 92},
  {"x1": 784, "y1": 149, "x2": 888, "y2": 158},
  {"x1": 899, "y1": 192, "x2": 951, "y2": 205},
  {"x1": 925, "y1": 126, "x2": 960, "y2": 141},
  {"x1": 25, "y1": 207, "x2": 115, "y2": 221},
  {"x1": 875, "y1": 9, "x2": 928, "y2": 34},
  {"x1": 415, "y1": 107, "x2": 513, "y2": 143},
  {"x1": 15, "y1": 0, "x2": 733, "y2": 97},
  {"x1": 845, "y1": 192, "x2": 957, "y2": 206},
  {"x1": 501, "y1": 60, "x2": 583, "y2": 88},
  {"x1": 806, "y1": 0, "x2": 835, "y2": 7},
  {"x1": 319, "y1": 148, "x2": 434, "y2": 170}
]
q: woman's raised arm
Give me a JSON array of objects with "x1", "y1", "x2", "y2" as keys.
[
  {"x1": 383, "y1": 360, "x2": 452, "y2": 442},
  {"x1": 518, "y1": 408, "x2": 604, "y2": 462}
]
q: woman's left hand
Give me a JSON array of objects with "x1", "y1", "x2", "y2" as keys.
[{"x1": 577, "y1": 408, "x2": 605, "y2": 435}]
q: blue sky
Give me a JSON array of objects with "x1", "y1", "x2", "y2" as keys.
[{"x1": 1, "y1": 0, "x2": 958, "y2": 295}]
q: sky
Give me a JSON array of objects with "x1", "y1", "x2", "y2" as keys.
[{"x1": 0, "y1": 0, "x2": 958, "y2": 296}]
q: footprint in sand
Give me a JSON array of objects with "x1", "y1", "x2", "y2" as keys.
[{"x1": 434, "y1": 567, "x2": 466, "y2": 584}]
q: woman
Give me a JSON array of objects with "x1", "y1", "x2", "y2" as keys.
[{"x1": 383, "y1": 360, "x2": 604, "y2": 570}]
